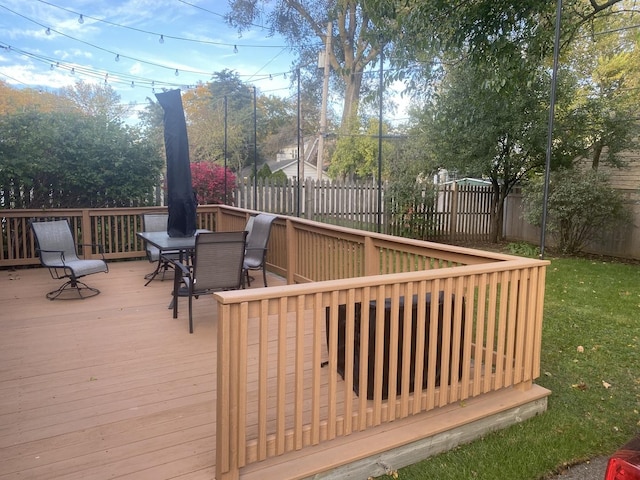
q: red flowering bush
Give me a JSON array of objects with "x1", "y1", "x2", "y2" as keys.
[{"x1": 190, "y1": 162, "x2": 236, "y2": 205}]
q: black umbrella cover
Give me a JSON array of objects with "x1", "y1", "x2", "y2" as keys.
[{"x1": 155, "y1": 89, "x2": 197, "y2": 237}]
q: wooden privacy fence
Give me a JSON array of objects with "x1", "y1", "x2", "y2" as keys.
[
  {"x1": 213, "y1": 207, "x2": 548, "y2": 479},
  {"x1": 234, "y1": 178, "x2": 495, "y2": 241}
]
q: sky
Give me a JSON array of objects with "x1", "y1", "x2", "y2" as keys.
[
  {"x1": 0, "y1": 0, "x2": 302, "y2": 121},
  {"x1": 0, "y1": 0, "x2": 410, "y2": 126}
]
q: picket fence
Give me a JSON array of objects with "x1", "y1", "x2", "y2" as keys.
[{"x1": 233, "y1": 178, "x2": 494, "y2": 242}]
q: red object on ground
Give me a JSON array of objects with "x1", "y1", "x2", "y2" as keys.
[{"x1": 605, "y1": 436, "x2": 640, "y2": 480}]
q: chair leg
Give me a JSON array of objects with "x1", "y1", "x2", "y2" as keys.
[
  {"x1": 188, "y1": 293, "x2": 194, "y2": 333},
  {"x1": 262, "y1": 266, "x2": 268, "y2": 287},
  {"x1": 144, "y1": 259, "x2": 163, "y2": 286},
  {"x1": 46, "y1": 279, "x2": 100, "y2": 300}
]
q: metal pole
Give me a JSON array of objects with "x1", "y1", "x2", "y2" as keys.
[
  {"x1": 540, "y1": 0, "x2": 562, "y2": 259},
  {"x1": 223, "y1": 95, "x2": 228, "y2": 205},
  {"x1": 253, "y1": 86, "x2": 257, "y2": 210},
  {"x1": 377, "y1": 45, "x2": 384, "y2": 233},
  {"x1": 297, "y1": 68, "x2": 301, "y2": 217}
]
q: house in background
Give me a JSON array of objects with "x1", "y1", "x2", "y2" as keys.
[{"x1": 270, "y1": 138, "x2": 331, "y2": 181}]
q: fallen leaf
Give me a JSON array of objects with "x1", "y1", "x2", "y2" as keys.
[
  {"x1": 602, "y1": 380, "x2": 612, "y2": 389},
  {"x1": 572, "y1": 382, "x2": 588, "y2": 391},
  {"x1": 577, "y1": 346, "x2": 584, "y2": 353}
]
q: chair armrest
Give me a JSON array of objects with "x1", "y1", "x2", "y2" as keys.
[
  {"x1": 170, "y1": 259, "x2": 192, "y2": 277},
  {"x1": 36, "y1": 248, "x2": 66, "y2": 263}
]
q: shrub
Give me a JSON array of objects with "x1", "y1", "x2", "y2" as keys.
[
  {"x1": 191, "y1": 162, "x2": 236, "y2": 205},
  {"x1": 522, "y1": 168, "x2": 628, "y2": 254}
]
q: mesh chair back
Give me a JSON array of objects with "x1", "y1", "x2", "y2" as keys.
[
  {"x1": 192, "y1": 231, "x2": 247, "y2": 292},
  {"x1": 244, "y1": 214, "x2": 276, "y2": 268},
  {"x1": 142, "y1": 213, "x2": 169, "y2": 261},
  {"x1": 31, "y1": 220, "x2": 80, "y2": 267}
]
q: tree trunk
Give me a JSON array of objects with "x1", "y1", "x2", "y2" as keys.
[
  {"x1": 592, "y1": 141, "x2": 603, "y2": 170},
  {"x1": 341, "y1": 71, "x2": 363, "y2": 129}
]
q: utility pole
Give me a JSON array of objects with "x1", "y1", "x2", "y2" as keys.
[{"x1": 317, "y1": 22, "x2": 331, "y2": 180}]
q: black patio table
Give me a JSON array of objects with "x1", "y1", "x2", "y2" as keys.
[{"x1": 137, "y1": 229, "x2": 210, "y2": 258}]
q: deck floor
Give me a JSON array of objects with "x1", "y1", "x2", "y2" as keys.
[
  {"x1": 0, "y1": 261, "x2": 550, "y2": 480},
  {"x1": 0, "y1": 260, "x2": 288, "y2": 480}
]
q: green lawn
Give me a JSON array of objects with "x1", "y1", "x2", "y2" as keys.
[{"x1": 379, "y1": 255, "x2": 640, "y2": 479}]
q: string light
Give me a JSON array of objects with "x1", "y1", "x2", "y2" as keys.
[
  {"x1": 45, "y1": 27, "x2": 51, "y2": 35},
  {"x1": 233, "y1": 45, "x2": 238, "y2": 53},
  {"x1": 174, "y1": 69, "x2": 179, "y2": 76},
  {"x1": 78, "y1": 14, "x2": 84, "y2": 24},
  {"x1": 70, "y1": 67, "x2": 75, "y2": 75},
  {"x1": 131, "y1": 81, "x2": 135, "y2": 88},
  {"x1": 115, "y1": 54, "x2": 120, "y2": 62},
  {"x1": 159, "y1": 35, "x2": 164, "y2": 44},
  {"x1": 104, "y1": 73, "x2": 108, "y2": 83},
  {"x1": 50, "y1": 63, "x2": 54, "y2": 70}
]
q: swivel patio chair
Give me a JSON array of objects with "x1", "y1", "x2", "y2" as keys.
[
  {"x1": 30, "y1": 219, "x2": 109, "y2": 300},
  {"x1": 141, "y1": 212, "x2": 180, "y2": 286},
  {"x1": 171, "y1": 231, "x2": 247, "y2": 333},
  {"x1": 243, "y1": 213, "x2": 276, "y2": 287}
]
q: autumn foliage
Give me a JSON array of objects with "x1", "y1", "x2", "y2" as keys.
[{"x1": 191, "y1": 162, "x2": 236, "y2": 205}]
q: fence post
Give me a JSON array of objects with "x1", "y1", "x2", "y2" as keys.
[
  {"x1": 449, "y1": 183, "x2": 458, "y2": 243},
  {"x1": 305, "y1": 178, "x2": 314, "y2": 220}
]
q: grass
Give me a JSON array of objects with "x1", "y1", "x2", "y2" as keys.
[{"x1": 377, "y1": 254, "x2": 640, "y2": 479}]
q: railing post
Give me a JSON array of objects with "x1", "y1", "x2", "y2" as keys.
[
  {"x1": 81, "y1": 209, "x2": 92, "y2": 259},
  {"x1": 216, "y1": 302, "x2": 241, "y2": 480},
  {"x1": 286, "y1": 218, "x2": 297, "y2": 284}
]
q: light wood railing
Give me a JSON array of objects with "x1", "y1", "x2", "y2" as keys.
[
  {"x1": 1, "y1": 206, "x2": 548, "y2": 479},
  {"x1": 213, "y1": 206, "x2": 548, "y2": 479}
]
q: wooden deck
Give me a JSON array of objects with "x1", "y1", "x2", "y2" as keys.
[
  {"x1": 0, "y1": 261, "x2": 278, "y2": 479},
  {"x1": 0, "y1": 260, "x2": 550, "y2": 480}
]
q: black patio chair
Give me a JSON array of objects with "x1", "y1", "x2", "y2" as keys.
[
  {"x1": 243, "y1": 213, "x2": 277, "y2": 287},
  {"x1": 171, "y1": 231, "x2": 247, "y2": 333},
  {"x1": 141, "y1": 212, "x2": 180, "y2": 286},
  {"x1": 30, "y1": 219, "x2": 109, "y2": 300}
]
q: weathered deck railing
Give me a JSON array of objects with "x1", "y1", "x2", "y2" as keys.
[{"x1": 213, "y1": 206, "x2": 548, "y2": 480}]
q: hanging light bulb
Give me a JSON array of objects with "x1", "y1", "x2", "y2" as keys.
[
  {"x1": 233, "y1": 45, "x2": 238, "y2": 53},
  {"x1": 269, "y1": 74, "x2": 273, "y2": 80},
  {"x1": 175, "y1": 69, "x2": 179, "y2": 76},
  {"x1": 78, "y1": 14, "x2": 84, "y2": 24},
  {"x1": 50, "y1": 63, "x2": 54, "y2": 70},
  {"x1": 104, "y1": 73, "x2": 108, "y2": 84},
  {"x1": 131, "y1": 81, "x2": 135, "y2": 88},
  {"x1": 70, "y1": 67, "x2": 75, "y2": 75},
  {"x1": 159, "y1": 35, "x2": 164, "y2": 44},
  {"x1": 115, "y1": 54, "x2": 120, "y2": 62},
  {"x1": 45, "y1": 27, "x2": 51, "y2": 35}
]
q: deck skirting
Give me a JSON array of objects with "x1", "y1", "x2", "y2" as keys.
[{"x1": 241, "y1": 384, "x2": 551, "y2": 480}]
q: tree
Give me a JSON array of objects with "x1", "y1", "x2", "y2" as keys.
[
  {"x1": 328, "y1": 117, "x2": 394, "y2": 180},
  {"x1": 0, "y1": 81, "x2": 74, "y2": 115},
  {"x1": 0, "y1": 111, "x2": 163, "y2": 208},
  {"x1": 59, "y1": 81, "x2": 131, "y2": 124},
  {"x1": 409, "y1": 57, "x2": 557, "y2": 242},
  {"x1": 522, "y1": 169, "x2": 629, "y2": 254},
  {"x1": 559, "y1": 1, "x2": 640, "y2": 170},
  {"x1": 226, "y1": 0, "x2": 385, "y2": 130}
]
